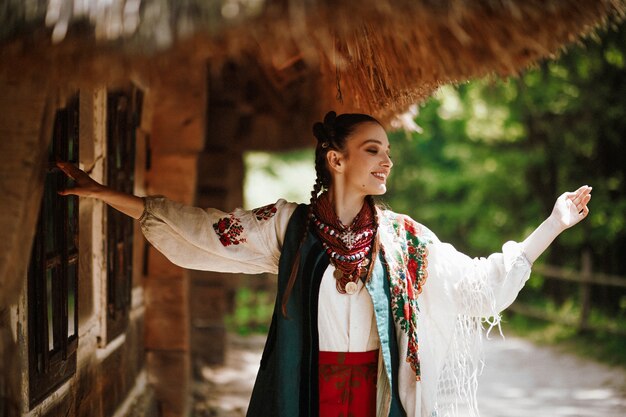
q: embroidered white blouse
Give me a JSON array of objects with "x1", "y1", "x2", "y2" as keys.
[{"x1": 140, "y1": 197, "x2": 532, "y2": 417}]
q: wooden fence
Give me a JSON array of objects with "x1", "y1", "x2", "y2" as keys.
[{"x1": 508, "y1": 250, "x2": 626, "y2": 335}]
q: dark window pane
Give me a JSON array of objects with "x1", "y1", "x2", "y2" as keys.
[
  {"x1": 67, "y1": 262, "x2": 76, "y2": 338},
  {"x1": 67, "y1": 196, "x2": 78, "y2": 250},
  {"x1": 115, "y1": 242, "x2": 123, "y2": 310},
  {"x1": 50, "y1": 113, "x2": 63, "y2": 163},
  {"x1": 68, "y1": 141, "x2": 74, "y2": 161},
  {"x1": 66, "y1": 96, "x2": 79, "y2": 162},
  {"x1": 37, "y1": 352, "x2": 43, "y2": 374},
  {"x1": 43, "y1": 175, "x2": 58, "y2": 255},
  {"x1": 67, "y1": 126, "x2": 76, "y2": 161},
  {"x1": 46, "y1": 269, "x2": 54, "y2": 351}
]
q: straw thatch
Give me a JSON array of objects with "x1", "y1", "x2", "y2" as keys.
[{"x1": 1, "y1": 0, "x2": 625, "y2": 122}]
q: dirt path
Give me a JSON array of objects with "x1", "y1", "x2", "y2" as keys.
[
  {"x1": 192, "y1": 334, "x2": 266, "y2": 417},
  {"x1": 478, "y1": 336, "x2": 626, "y2": 417},
  {"x1": 192, "y1": 334, "x2": 626, "y2": 417}
]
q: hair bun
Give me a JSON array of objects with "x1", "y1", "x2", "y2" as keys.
[
  {"x1": 323, "y1": 111, "x2": 337, "y2": 126},
  {"x1": 312, "y1": 111, "x2": 337, "y2": 143},
  {"x1": 312, "y1": 122, "x2": 327, "y2": 142},
  {"x1": 323, "y1": 111, "x2": 337, "y2": 138}
]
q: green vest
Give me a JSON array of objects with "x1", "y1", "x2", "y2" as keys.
[{"x1": 247, "y1": 204, "x2": 406, "y2": 417}]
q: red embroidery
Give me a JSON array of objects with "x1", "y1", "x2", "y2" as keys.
[
  {"x1": 213, "y1": 214, "x2": 247, "y2": 246},
  {"x1": 252, "y1": 203, "x2": 278, "y2": 221},
  {"x1": 403, "y1": 217, "x2": 424, "y2": 237}
]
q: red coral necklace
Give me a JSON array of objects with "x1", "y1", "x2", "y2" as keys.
[{"x1": 310, "y1": 193, "x2": 376, "y2": 294}]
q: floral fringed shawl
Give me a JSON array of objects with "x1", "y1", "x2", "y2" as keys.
[{"x1": 377, "y1": 209, "x2": 532, "y2": 417}]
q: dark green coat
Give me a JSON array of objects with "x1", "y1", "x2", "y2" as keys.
[{"x1": 246, "y1": 204, "x2": 406, "y2": 417}]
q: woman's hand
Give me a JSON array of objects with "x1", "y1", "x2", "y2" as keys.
[
  {"x1": 521, "y1": 185, "x2": 591, "y2": 263},
  {"x1": 57, "y1": 161, "x2": 145, "y2": 219},
  {"x1": 57, "y1": 161, "x2": 106, "y2": 198},
  {"x1": 549, "y1": 185, "x2": 592, "y2": 230}
]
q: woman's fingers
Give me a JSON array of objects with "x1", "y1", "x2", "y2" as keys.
[
  {"x1": 552, "y1": 185, "x2": 591, "y2": 229},
  {"x1": 581, "y1": 205, "x2": 590, "y2": 217},
  {"x1": 567, "y1": 185, "x2": 592, "y2": 206},
  {"x1": 564, "y1": 185, "x2": 589, "y2": 199},
  {"x1": 56, "y1": 161, "x2": 76, "y2": 179},
  {"x1": 572, "y1": 188, "x2": 591, "y2": 224},
  {"x1": 58, "y1": 187, "x2": 78, "y2": 196},
  {"x1": 56, "y1": 162, "x2": 74, "y2": 196},
  {"x1": 55, "y1": 161, "x2": 103, "y2": 197},
  {"x1": 57, "y1": 161, "x2": 90, "y2": 183},
  {"x1": 580, "y1": 194, "x2": 592, "y2": 213}
]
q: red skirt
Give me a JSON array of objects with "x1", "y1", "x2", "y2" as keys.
[{"x1": 318, "y1": 350, "x2": 379, "y2": 417}]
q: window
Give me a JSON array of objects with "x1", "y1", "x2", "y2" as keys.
[
  {"x1": 28, "y1": 95, "x2": 79, "y2": 407},
  {"x1": 105, "y1": 88, "x2": 142, "y2": 341}
]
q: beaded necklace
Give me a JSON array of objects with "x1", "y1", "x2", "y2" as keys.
[{"x1": 310, "y1": 193, "x2": 376, "y2": 294}]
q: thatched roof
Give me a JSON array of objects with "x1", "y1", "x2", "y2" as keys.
[{"x1": 2, "y1": 0, "x2": 625, "y2": 123}]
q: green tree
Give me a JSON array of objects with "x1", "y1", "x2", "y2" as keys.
[{"x1": 386, "y1": 22, "x2": 626, "y2": 314}]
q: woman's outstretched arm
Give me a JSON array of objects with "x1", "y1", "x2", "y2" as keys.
[
  {"x1": 521, "y1": 185, "x2": 592, "y2": 263},
  {"x1": 56, "y1": 161, "x2": 297, "y2": 273},
  {"x1": 422, "y1": 185, "x2": 592, "y2": 317},
  {"x1": 57, "y1": 161, "x2": 145, "y2": 219}
]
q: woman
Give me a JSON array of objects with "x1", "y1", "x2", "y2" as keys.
[{"x1": 58, "y1": 111, "x2": 591, "y2": 417}]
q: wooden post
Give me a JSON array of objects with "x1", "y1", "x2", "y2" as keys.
[{"x1": 578, "y1": 249, "x2": 592, "y2": 332}]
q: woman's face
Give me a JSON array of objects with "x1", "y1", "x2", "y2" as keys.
[{"x1": 328, "y1": 122, "x2": 393, "y2": 197}]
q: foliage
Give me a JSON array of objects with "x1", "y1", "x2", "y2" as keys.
[
  {"x1": 385, "y1": 22, "x2": 626, "y2": 315},
  {"x1": 225, "y1": 285, "x2": 275, "y2": 335},
  {"x1": 244, "y1": 149, "x2": 316, "y2": 208}
]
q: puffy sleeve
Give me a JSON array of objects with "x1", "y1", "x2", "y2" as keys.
[
  {"x1": 426, "y1": 236, "x2": 532, "y2": 318},
  {"x1": 139, "y1": 197, "x2": 298, "y2": 274}
]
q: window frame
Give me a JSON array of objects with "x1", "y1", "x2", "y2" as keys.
[
  {"x1": 105, "y1": 87, "x2": 142, "y2": 341},
  {"x1": 27, "y1": 95, "x2": 80, "y2": 408}
]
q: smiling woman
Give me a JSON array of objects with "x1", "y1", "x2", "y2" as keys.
[
  {"x1": 326, "y1": 122, "x2": 393, "y2": 199},
  {"x1": 58, "y1": 110, "x2": 591, "y2": 417}
]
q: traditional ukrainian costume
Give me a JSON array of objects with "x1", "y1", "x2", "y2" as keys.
[{"x1": 140, "y1": 194, "x2": 532, "y2": 417}]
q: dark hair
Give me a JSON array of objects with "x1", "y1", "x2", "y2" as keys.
[
  {"x1": 311, "y1": 111, "x2": 382, "y2": 192},
  {"x1": 281, "y1": 111, "x2": 382, "y2": 316}
]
